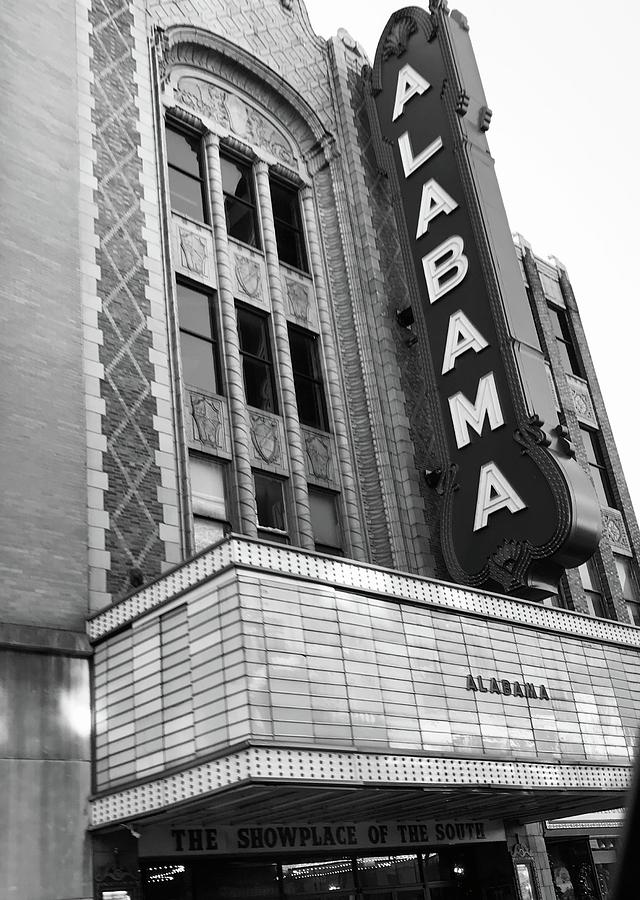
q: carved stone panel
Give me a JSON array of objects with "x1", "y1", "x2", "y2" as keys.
[
  {"x1": 188, "y1": 391, "x2": 232, "y2": 459},
  {"x1": 566, "y1": 374, "x2": 598, "y2": 427},
  {"x1": 172, "y1": 215, "x2": 216, "y2": 287},
  {"x1": 284, "y1": 274, "x2": 318, "y2": 330},
  {"x1": 249, "y1": 410, "x2": 288, "y2": 475},
  {"x1": 602, "y1": 507, "x2": 632, "y2": 556},
  {"x1": 232, "y1": 248, "x2": 266, "y2": 306},
  {"x1": 303, "y1": 427, "x2": 339, "y2": 489},
  {"x1": 175, "y1": 76, "x2": 297, "y2": 167}
]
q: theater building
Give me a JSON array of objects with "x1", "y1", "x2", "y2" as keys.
[{"x1": 2, "y1": 1, "x2": 640, "y2": 899}]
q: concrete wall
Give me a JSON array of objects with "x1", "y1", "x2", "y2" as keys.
[{"x1": 0, "y1": 0, "x2": 88, "y2": 631}]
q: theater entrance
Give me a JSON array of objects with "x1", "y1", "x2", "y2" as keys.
[{"x1": 141, "y1": 844, "x2": 518, "y2": 899}]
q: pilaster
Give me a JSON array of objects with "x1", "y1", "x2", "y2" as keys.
[{"x1": 204, "y1": 133, "x2": 257, "y2": 536}]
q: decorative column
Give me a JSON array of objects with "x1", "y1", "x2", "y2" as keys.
[
  {"x1": 204, "y1": 133, "x2": 257, "y2": 537},
  {"x1": 254, "y1": 160, "x2": 314, "y2": 550},
  {"x1": 301, "y1": 184, "x2": 366, "y2": 560}
]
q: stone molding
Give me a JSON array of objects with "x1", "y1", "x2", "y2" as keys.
[
  {"x1": 174, "y1": 74, "x2": 297, "y2": 168},
  {"x1": 78, "y1": 0, "x2": 110, "y2": 609}
]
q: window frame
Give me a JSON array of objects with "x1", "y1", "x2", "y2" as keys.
[
  {"x1": 288, "y1": 325, "x2": 329, "y2": 431},
  {"x1": 308, "y1": 487, "x2": 343, "y2": 556},
  {"x1": 236, "y1": 304, "x2": 279, "y2": 414},
  {"x1": 254, "y1": 472, "x2": 289, "y2": 543},
  {"x1": 165, "y1": 122, "x2": 208, "y2": 223},
  {"x1": 615, "y1": 556, "x2": 640, "y2": 625},
  {"x1": 578, "y1": 557, "x2": 607, "y2": 618},
  {"x1": 546, "y1": 302, "x2": 582, "y2": 376},
  {"x1": 579, "y1": 426, "x2": 616, "y2": 509},
  {"x1": 220, "y1": 149, "x2": 261, "y2": 249},
  {"x1": 269, "y1": 176, "x2": 309, "y2": 273},
  {"x1": 189, "y1": 453, "x2": 230, "y2": 552},
  {"x1": 176, "y1": 277, "x2": 222, "y2": 396}
]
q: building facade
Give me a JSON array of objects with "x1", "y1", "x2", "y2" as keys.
[{"x1": 1, "y1": 1, "x2": 639, "y2": 899}]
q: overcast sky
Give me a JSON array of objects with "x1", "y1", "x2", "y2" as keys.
[{"x1": 304, "y1": 0, "x2": 640, "y2": 521}]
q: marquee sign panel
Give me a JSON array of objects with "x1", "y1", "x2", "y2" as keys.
[
  {"x1": 366, "y1": 4, "x2": 601, "y2": 598},
  {"x1": 139, "y1": 819, "x2": 506, "y2": 856}
]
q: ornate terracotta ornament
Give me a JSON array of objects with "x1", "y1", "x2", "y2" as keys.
[
  {"x1": 235, "y1": 256, "x2": 262, "y2": 300},
  {"x1": 250, "y1": 413, "x2": 282, "y2": 464},
  {"x1": 191, "y1": 393, "x2": 223, "y2": 448},
  {"x1": 179, "y1": 229, "x2": 208, "y2": 276}
]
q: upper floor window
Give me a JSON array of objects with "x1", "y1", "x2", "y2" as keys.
[
  {"x1": 166, "y1": 125, "x2": 207, "y2": 222},
  {"x1": 309, "y1": 488, "x2": 342, "y2": 556},
  {"x1": 177, "y1": 280, "x2": 220, "y2": 395},
  {"x1": 578, "y1": 558, "x2": 606, "y2": 618},
  {"x1": 237, "y1": 305, "x2": 278, "y2": 413},
  {"x1": 615, "y1": 556, "x2": 640, "y2": 626},
  {"x1": 547, "y1": 303, "x2": 582, "y2": 376},
  {"x1": 221, "y1": 153, "x2": 260, "y2": 248},
  {"x1": 580, "y1": 426, "x2": 616, "y2": 509},
  {"x1": 254, "y1": 472, "x2": 288, "y2": 543},
  {"x1": 270, "y1": 178, "x2": 308, "y2": 272},
  {"x1": 189, "y1": 455, "x2": 228, "y2": 551},
  {"x1": 288, "y1": 326, "x2": 328, "y2": 431}
]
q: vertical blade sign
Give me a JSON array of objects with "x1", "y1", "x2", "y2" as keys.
[{"x1": 366, "y1": 4, "x2": 601, "y2": 598}]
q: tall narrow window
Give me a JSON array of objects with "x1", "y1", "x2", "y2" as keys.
[
  {"x1": 615, "y1": 556, "x2": 640, "y2": 626},
  {"x1": 220, "y1": 153, "x2": 260, "y2": 248},
  {"x1": 177, "y1": 281, "x2": 220, "y2": 394},
  {"x1": 578, "y1": 558, "x2": 606, "y2": 618},
  {"x1": 547, "y1": 303, "x2": 582, "y2": 376},
  {"x1": 580, "y1": 427, "x2": 616, "y2": 509},
  {"x1": 269, "y1": 178, "x2": 308, "y2": 272},
  {"x1": 189, "y1": 455, "x2": 228, "y2": 551},
  {"x1": 237, "y1": 306, "x2": 278, "y2": 412},
  {"x1": 309, "y1": 488, "x2": 342, "y2": 555},
  {"x1": 288, "y1": 326, "x2": 328, "y2": 431},
  {"x1": 254, "y1": 473, "x2": 288, "y2": 543},
  {"x1": 166, "y1": 125, "x2": 207, "y2": 222}
]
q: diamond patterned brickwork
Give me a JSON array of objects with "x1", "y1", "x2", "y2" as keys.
[
  {"x1": 346, "y1": 63, "x2": 447, "y2": 581},
  {"x1": 90, "y1": 0, "x2": 166, "y2": 595},
  {"x1": 149, "y1": 0, "x2": 334, "y2": 131}
]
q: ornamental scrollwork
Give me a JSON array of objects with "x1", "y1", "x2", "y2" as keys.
[{"x1": 382, "y1": 17, "x2": 418, "y2": 59}]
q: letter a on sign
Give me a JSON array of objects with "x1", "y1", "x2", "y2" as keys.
[
  {"x1": 474, "y1": 462, "x2": 526, "y2": 531},
  {"x1": 442, "y1": 310, "x2": 488, "y2": 374},
  {"x1": 392, "y1": 64, "x2": 430, "y2": 120},
  {"x1": 416, "y1": 179, "x2": 458, "y2": 238}
]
